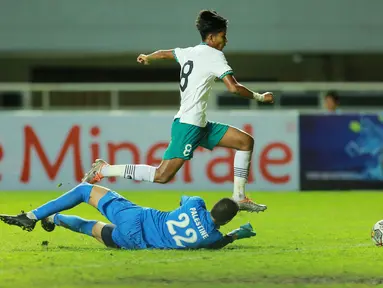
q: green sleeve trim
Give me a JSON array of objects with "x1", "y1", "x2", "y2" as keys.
[
  {"x1": 172, "y1": 50, "x2": 179, "y2": 63},
  {"x1": 219, "y1": 70, "x2": 234, "y2": 79}
]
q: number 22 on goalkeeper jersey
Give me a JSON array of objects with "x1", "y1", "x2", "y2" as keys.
[{"x1": 164, "y1": 196, "x2": 223, "y2": 249}]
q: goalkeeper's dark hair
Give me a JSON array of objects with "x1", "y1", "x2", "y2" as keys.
[
  {"x1": 211, "y1": 198, "x2": 239, "y2": 226},
  {"x1": 196, "y1": 10, "x2": 228, "y2": 40}
]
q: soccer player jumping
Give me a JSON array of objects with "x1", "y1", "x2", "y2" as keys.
[
  {"x1": 0, "y1": 183, "x2": 256, "y2": 250},
  {"x1": 82, "y1": 10, "x2": 274, "y2": 213}
]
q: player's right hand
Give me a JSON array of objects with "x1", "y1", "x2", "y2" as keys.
[
  {"x1": 262, "y1": 92, "x2": 274, "y2": 103},
  {"x1": 137, "y1": 54, "x2": 150, "y2": 65}
]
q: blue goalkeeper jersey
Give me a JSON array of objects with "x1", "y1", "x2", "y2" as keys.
[{"x1": 140, "y1": 196, "x2": 223, "y2": 249}]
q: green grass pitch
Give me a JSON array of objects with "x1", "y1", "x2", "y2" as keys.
[{"x1": 1, "y1": 191, "x2": 383, "y2": 288}]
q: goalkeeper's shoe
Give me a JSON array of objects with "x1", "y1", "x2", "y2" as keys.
[
  {"x1": 41, "y1": 215, "x2": 55, "y2": 232},
  {"x1": 82, "y1": 159, "x2": 109, "y2": 184},
  {"x1": 237, "y1": 197, "x2": 267, "y2": 213},
  {"x1": 0, "y1": 212, "x2": 37, "y2": 232}
]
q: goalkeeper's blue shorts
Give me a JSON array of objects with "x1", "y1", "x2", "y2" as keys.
[{"x1": 97, "y1": 190, "x2": 146, "y2": 250}]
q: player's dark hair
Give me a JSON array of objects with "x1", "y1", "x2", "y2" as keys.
[
  {"x1": 325, "y1": 91, "x2": 340, "y2": 103},
  {"x1": 196, "y1": 10, "x2": 228, "y2": 40},
  {"x1": 211, "y1": 198, "x2": 239, "y2": 226}
]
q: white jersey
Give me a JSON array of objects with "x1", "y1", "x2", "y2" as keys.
[{"x1": 173, "y1": 43, "x2": 233, "y2": 127}]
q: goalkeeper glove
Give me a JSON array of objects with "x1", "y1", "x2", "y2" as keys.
[{"x1": 227, "y1": 223, "x2": 256, "y2": 240}]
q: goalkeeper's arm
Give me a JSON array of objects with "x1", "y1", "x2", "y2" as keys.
[
  {"x1": 206, "y1": 235, "x2": 235, "y2": 250},
  {"x1": 206, "y1": 223, "x2": 256, "y2": 250}
]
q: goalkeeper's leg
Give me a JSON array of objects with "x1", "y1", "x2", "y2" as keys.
[
  {"x1": 0, "y1": 183, "x2": 109, "y2": 232},
  {"x1": 42, "y1": 214, "x2": 118, "y2": 248},
  {"x1": 0, "y1": 183, "x2": 120, "y2": 248}
]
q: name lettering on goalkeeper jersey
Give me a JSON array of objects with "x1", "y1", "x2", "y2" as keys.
[{"x1": 190, "y1": 207, "x2": 209, "y2": 239}]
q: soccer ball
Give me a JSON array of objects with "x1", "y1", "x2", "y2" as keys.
[{"x1": 371, "y1": 220, "x2": 383, "y2": 246}]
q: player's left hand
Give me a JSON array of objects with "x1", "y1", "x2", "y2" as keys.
[
  {"x1": 228, "y1": 223, "x2": 256, "y2": 240},
  {"x1": 262, "y1": 92, "x2": 274, "y2": 103},
  {"x1": 137, "y1": 54, "x2": 150, "y2": 65}
]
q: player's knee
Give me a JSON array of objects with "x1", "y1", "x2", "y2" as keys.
[
  {"x1": 239, "y1": 135, "x2": 254, "y2": 151},
  {"x1": 74, "y1": 182, "x2": 94, "y2": 202}
]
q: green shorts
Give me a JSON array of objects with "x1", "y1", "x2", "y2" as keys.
[{"x1": 163, "y1": 118, "x2": 229, "y2": 160}]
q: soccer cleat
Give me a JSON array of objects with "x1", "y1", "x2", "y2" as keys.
[
  {"x1": 0, "y1": 212, "x2": 37, "y2": 232},
  {"x1": 41, "y1": 215, "x2": 55, "y2": 232},
  {"x1": 237, "y1": 197, "x2": 267, "y2": 213},
  {"x1": 81, "y1": 159, "x2": 109, "y2": 184}
]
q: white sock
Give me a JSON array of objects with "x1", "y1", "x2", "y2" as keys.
[
  {"x1": 232, "y1": 150, "x2": 252, "y2": 201},
  {"x1": 26, "y1": 211, "x2": 37, "y2": 220},
  {"x1": 102, "y1": 164, "x2": 156, "y2": 182},
  {"x1": 47, "y1": 214, "x2": 56, "y2": 224},
  {"x1": 101, "y1": 165, "x2": 126, "y2": 178}
]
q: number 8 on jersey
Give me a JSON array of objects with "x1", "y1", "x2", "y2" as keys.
[{"x1": 180, "y1": 61, "x2": 194, "y2": 92}]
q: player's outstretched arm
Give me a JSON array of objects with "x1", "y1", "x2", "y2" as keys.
[
  {"x1": 222, "y1": 75, "x2": 274, "y2": 103},
  {"x1": 206, "y1": 235, "x2": 235, "y2": 249},
  {"x1": 137, "y1": 50, "x2": 175, "y2": 65},
  {"x1": 206, "y1": 223, "x2": 256, "y2": 250}
]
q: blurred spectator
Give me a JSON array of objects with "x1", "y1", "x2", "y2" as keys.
[{"x1": 324, "y1": 91, "x2": 340, "y2": 112}]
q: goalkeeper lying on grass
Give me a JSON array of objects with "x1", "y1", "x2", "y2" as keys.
[{"x1": 0, "y1": 183, "x2": 256, "y2": 250}]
